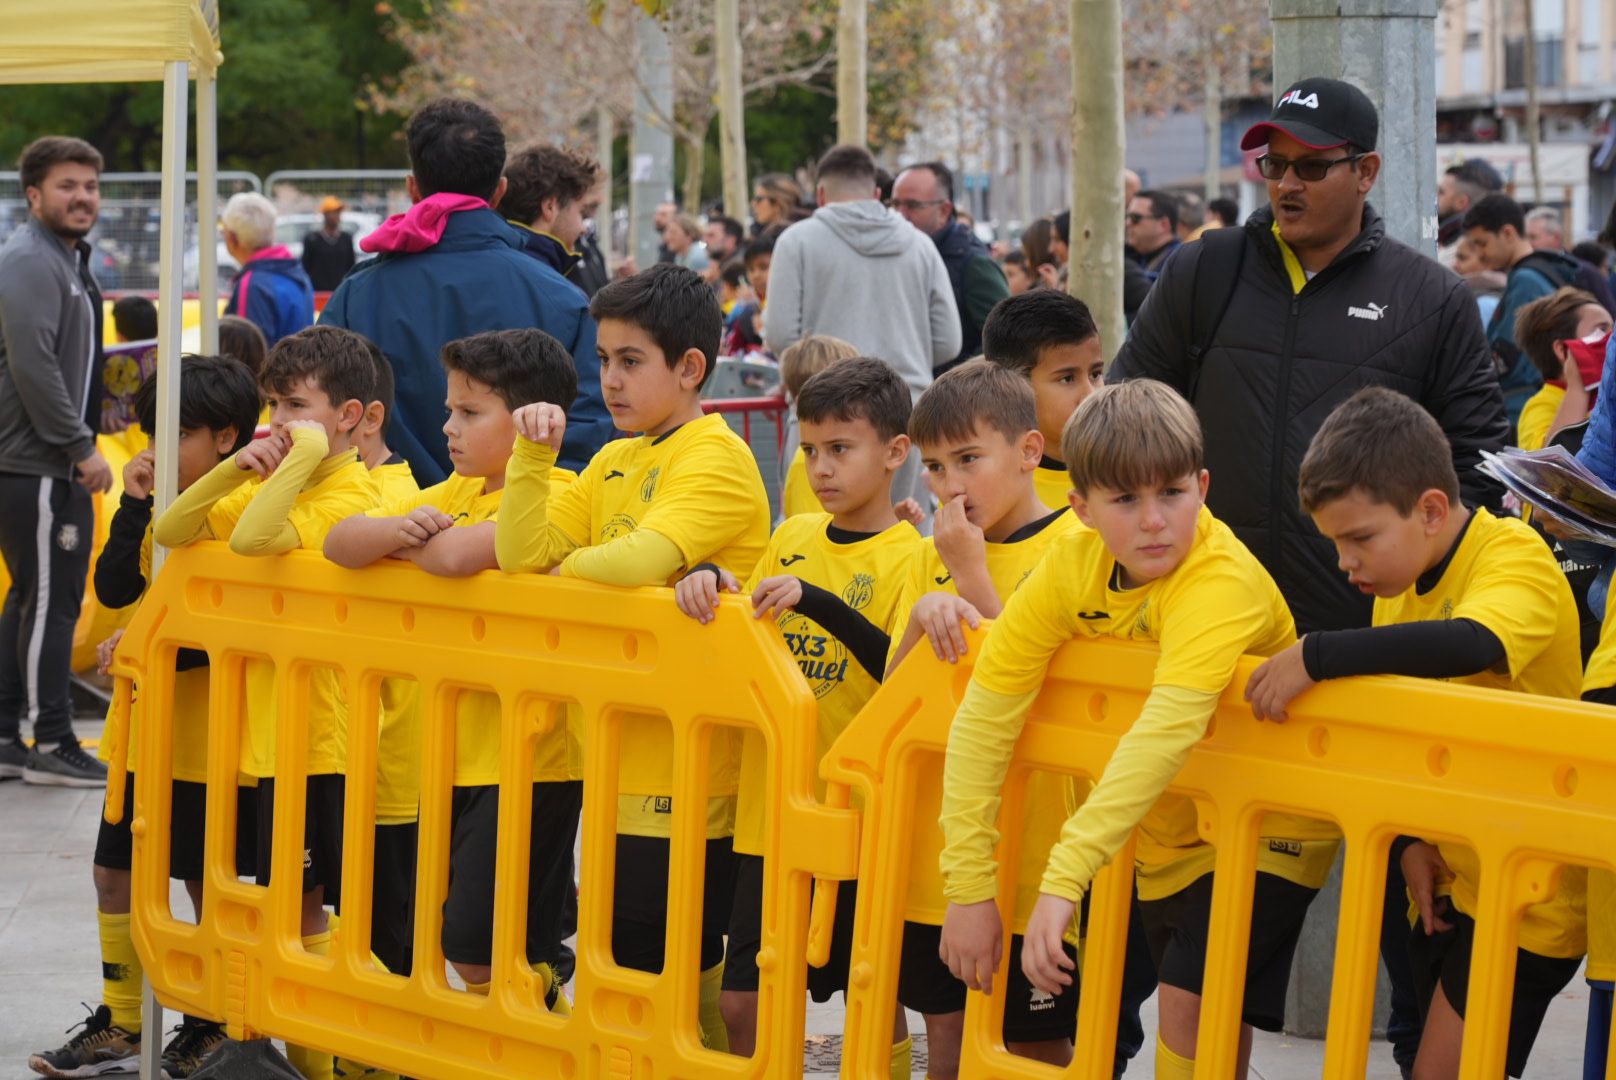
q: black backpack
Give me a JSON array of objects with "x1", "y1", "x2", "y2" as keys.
[{"x1": 1183, "y1": 226, "x2": 1248, "y2": 402}]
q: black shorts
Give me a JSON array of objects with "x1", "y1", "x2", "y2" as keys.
[
  {"x1": 898, "y1": 921, "x2": 1080, "y2": 1044},
  {"x1": 254, "y1": 775, "x2": 345, "y2": 908},
  {"x1": 95, "y1": 776, "x2": 256, "y2": 881},
  {"x1": 1407, "y1": 899, "x2": 1581, "y2": 1078},
  {"x1": 612, "y1": 833, "x2": 735, "y2": 974},
  {"x1": 722, "y1": 854, "x2": 858, "y2": 1002},
  {"x1": 1137, "y1": 871, "x2": 1318, "y2": 1033},
  {"x1": 372, "y1": 821, "x2": 418, "y2": 977},
  {"x1": 442, "y1": 781, "x2": 582, "y2": 968}
]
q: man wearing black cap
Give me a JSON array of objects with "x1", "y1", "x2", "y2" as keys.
[{"x1": 1111, "y1": 79, "x2": 1506, "y2": 1077}]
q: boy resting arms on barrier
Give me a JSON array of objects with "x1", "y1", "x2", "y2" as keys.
[
  {"x1": 881, "y1": 360, "x2": 1085, "y2": 1078},
  {"x1": 325, "y1": 329, "x2": 583, "y2": 1010},
  {"x1": 1247, "y1": 387, "x2": 1584, "y2": 1080},
  {"x1": 356, "y1": 339, "x2": 418, "y2": 506},
  {"x1": 980, "y1": 287, "x2": 1107, "y2": 512},
  {"x1": 496, "y1": 265, "x2": 769, "y2": 1051},
  {"x1": 938, "y1": 381, "x2": 1339, "y2": 1080},
  {"x1": 153, "y1": 325, "x2": 381, "y2": 1080},
  {"x1": 29, "y1": 358, "x2": 260, "y2": 1080},
  {"x1": 674, "y1": 357, "x2": 920, "y2": 1074}
]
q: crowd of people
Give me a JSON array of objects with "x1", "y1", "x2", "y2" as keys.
[{"x1": 3, "y1": 72, "x2": 1616, "y2": 1080}]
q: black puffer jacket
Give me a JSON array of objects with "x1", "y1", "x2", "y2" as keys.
[{"x1": 1112, "y1": 204, "x2": 1508, "y2": 634}]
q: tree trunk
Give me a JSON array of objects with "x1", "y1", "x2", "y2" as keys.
[
  {"x1": 682, "y1": 128, "x2": 707, "y2": 213},
  {"x1": 1070, "y1": 0, "x2": 1127, "y2": 357},
  {"x1": 1203, "y1": 31, "x2": 1221, "y2": 203},
  {"x1": 1523, "y1": 0, "x2": 1543, "y2": 203},
  {"x1": 715, "y1": 0, "x2": 748, "y2": 220},
  {"x1": 837, "y1": 0, "x2": 868, "y2": 145}
]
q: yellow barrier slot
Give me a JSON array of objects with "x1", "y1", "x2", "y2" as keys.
[
  {"x1": 826, "y1": 628, "x2": 1616, "y2": 1080},
  {"x1": 113, "y1": 544, "x2": 846, "y2": 1080}
]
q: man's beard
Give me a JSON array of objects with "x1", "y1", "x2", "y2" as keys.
[{"x1": 42, "y1": 203, "x2": 97, "y2": 241}]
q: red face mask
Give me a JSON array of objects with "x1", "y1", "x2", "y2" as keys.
[{"x1": 1559, "y1": 331, "x2": 1611, "y2": 399}]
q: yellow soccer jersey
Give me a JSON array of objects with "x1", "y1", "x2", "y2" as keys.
[
  {"x1": 503, "y1": 413, "x2": 770, "y2": 838},
  {"x1": 968, "y1": 505, "x2": 1335, "y2": 900},
  {"x1": 732, "y1": 514, "x2": 921, "y2": 855},
  {"x1": 1516, "y1": 384, "x2": 1566, "y2": 453},
  {"x1": 209, "y1": 450, "x2": 380, "y2": 779},
  {"x1": 96, "y1": 525, "x2": 210, "y2": 784},
  {"x1": 1033, "y1": 458, "x2": 1072, "y2": 511},
  {"x1": 1376, "y1": 507, "x2": 1584, "y2": 958},
  {"x1": 369, "y1": 458, "x2": 420, "y2": 506},
  {"x1": 781, "y1": 447, "x2": 819, "y2": 519},
  {"x1": 365, "y1": 471, "x2": 581, "y2": 797}
]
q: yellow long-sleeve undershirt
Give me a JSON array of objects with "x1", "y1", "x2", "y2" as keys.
[
  {"x1": 152, "y1": 426, "x2": 340, "y2": 554},
  {"x1": 940, "y1": 680, "x2": 1218, "y2": 905}
]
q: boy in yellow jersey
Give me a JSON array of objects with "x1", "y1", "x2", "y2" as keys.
[
  {"x1": 495, "y1": 265, "x2": 770, "y2": 1049},
  {"x1": 1578, "y1": 610, "x2": 1616, "y2": 1076},
  {"x1": 673, "y1": 357, "x2": 920, "y2": 1071},
  {"x1": 325, "y1": 328, "x2": 582, "y2": 1009},
  {"x1": 875, "y1": 360, "x2": 1083, "y2": 1078},
  {"x1": 28, "y1": 358, "x2": 261, "y2": 1080},
  {"x1": 777, "y1": 335, "x2": 859, "y2": 520},
  {"x1": 1511, "y1": 287, "x2": 1609, "y2": 452},
  {"x1": 357, "y1": 341, "x2": 418, "y2": 502},
  {"x1": 1247, "y1": 386, "x2": 1585, "y2": 1080},
  {"x1": 153, "y1": 326, "x2": 381, "y2": 1080},
  {"x1": 979, "y1": 288, "x2": 1106, "y2": 510},
  {"x1": 938, "y1": 380, "x2": 1335, "y2": 1080}
]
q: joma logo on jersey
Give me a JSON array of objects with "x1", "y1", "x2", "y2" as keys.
[
  {"x1": 1347, "y1": 301, "x2": 1388, "y2": 322},
  {"x1": 640, "y1": 466, "x2": 661, "y2": 502},
  {"x1": 1279, "y1": 89, "x2": 1320, "y2": 109},
  {"x1": 842, "y1": 573, "x2": 875, "y2": 610}
]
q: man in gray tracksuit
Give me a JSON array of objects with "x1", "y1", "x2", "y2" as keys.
[{"x1": 0, "y1": 136, "x2": 113, "y2": 786}]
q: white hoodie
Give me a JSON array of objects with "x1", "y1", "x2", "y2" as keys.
[{"x1": 763, "y1": 200, "x2": 962, "y2": 398}]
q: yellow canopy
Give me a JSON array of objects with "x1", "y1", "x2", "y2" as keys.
[{"x1": 0, "y1": 0, "x2": 220, "y2": 83}]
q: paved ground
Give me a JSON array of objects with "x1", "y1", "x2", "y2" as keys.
[{"x1": 0, "y1": 718, "x2": 1594, "y2": 1078}]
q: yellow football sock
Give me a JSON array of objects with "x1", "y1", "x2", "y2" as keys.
[
  {"x1": 1155, "y1": 1034, "x2": 1195, "y2": 1080},
  {"x1": 97, "y1": 911, "x2": 144, "y2": 1033},
  {"x1": 889, "y1": 1035, "x2": 913, "y2": 1080},
  {"x1": 285, "y1": 931, "x2": 334, "y2": 1080},
  {"x1": 698, "y1": 961, "x2": 728, "y2": 1052},
  {"x1": 532, "y1": 961, "x2": 572, "y2": 1015}
]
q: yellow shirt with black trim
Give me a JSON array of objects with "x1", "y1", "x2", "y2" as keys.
[
  {"x1": 1375, "y1": 507, "x2": 1585, "y2": 959},
  {"x1": 1585, "y1": 607, "x2": 1616, "y2": 978},
  {"x1": 370, "y1": 457, "x2": 420, "y2": 505},
  {"x1": 503, "y1": 412, "x2": 770, "y2": 838},
  {"x1": 960, "y1": 506, "x2": 1336, "y2": 902},
  {"x1": 1033, "y1": 458, "x2": 1072, "y2": 511},
  {"x1": 365, "y1": 470, "x2": 581, "y2": 803},
  {"x1": 95, "y1": 526, "x2": 212, "y2": 785},
  {"x1": 1516, "y1": 384, "x2": 1565, "y2": 453},
  {"x1": 892, "y1": 506, "x2": 1083, "y2": 927},
  {"x1": 207, "y1": 449, "x2": 379, "y2": 779},
  {"x1": 781, "y1": 447, "x2": 819, "y2": 519},
  {"x1": 732, "y1": 513, "x2": 921, "y2": 855}
]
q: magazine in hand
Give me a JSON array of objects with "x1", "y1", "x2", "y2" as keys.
[{"x1": 1480, "y1": 446, "x2": 1616, "y2": 547}]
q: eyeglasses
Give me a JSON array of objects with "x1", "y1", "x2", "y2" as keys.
[
  {"x1": 750, "y1": 193, "x2": 772, "y2": 205},
  {"x1": 1125, "y1": 212, "x2": 1161, "y2": 225},
  {"x1": 1255, "y1": 153, "x2": 1367, "y2": 182},
  {"x1": 889, "y1": 198, "x2": 946, "y2": 213}
]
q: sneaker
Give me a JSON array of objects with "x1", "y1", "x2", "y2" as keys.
[
  {"x1": 159, "y1": 1017, "x2": 227, "y2": 1079},
  {"x1": 0, "y1": 737, "x2": 27, "y2": 779},
  {"x1": 23, "y1": 742, "x2": 108, "y2": 788},
  {"x1": 27, "y1": 1003, "x2": 140, "y2": 1077}
]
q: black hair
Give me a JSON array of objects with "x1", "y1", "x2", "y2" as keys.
[
  {"x1": 709, "y1": 215, "x2": 745, "y2": 244},
  {"x1": 367, "y1": 340, "x2": 395, "y2": 441},
  {"x1": 744, "y1": 226, "x2": 780, "y2": 265},
  {"x1": 1462, "y1": 192, "x2": 1527, "y2": 236},
  {"x1": 1134, "y1": 188, "x2": 1179, "y2": 232},
  {"x1": 589, "y1": 264, "x2": 723, "y2": 389},
  {"x1": 501, "y1": 143, "x2": 601, "y2": 225},
  {"x1": 981, "y1": 290, "x2": 1099, "y2": 376},
  {"x1": 217, "y1": 315, "x2": 268, "y2": 380},
  {"x1": 407, "y1": 98, "x2": 506, "y2": 202},
  {"x1": 1208, "y1": 197, "x2": 1240, "y2": 228},
  {"x1": 907, "y1": 161, "x2": 955, "y2": 204},
  {"x1": 1003, "y1": 249, "x2": 1027, "y2": 267},
  {"x1": 441, "y1": 328, "x2": 578, "y2": 412},
  {"x1": 719, "y1": 257, "x2": 747, "y2": 288},
  {"x1": 1573, "y1": 240, "x2": 1610, "y2": 271},
  {"x1": 260, "y1": 325, "x2": 379, "y2": 409},
  {"x1": 875, "y1": 167, "x2": 895, "y2": 204},
  {"x1": 796, "y1": 356, "x2": 912, "y2": 443},
  {"x1": 112, "y1": 296, "x2": 157, "y2": 342},
  {"x1": 1054, "y1": 209, "x2": 1070, "y2": 245},
  {"x1": 18, "y1": 136, "x2": 102, "y2": 190},
  {"x1": 1601, "y1": 197, "x2": 1616, "y2": 249},
  {"x1": 135, "y1": 354, "x2": 260, "y2": 452},
  {"x1": 1445, "y1": 158, "x2": 1504, "y2": 195},
  {"x1": 815, "y1": 144, "x2": 877, "y2": 188}
]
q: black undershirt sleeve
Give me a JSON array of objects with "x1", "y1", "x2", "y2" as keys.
[
  {"x1": 1584, "y1": 684, "x2": 1616, "y2": 706},
  {"x1": 1302, "y1": 619, "x2": 1506, "y2": 682},
  {"x1": 792, "y1": 582, "x2": 892, "y2": 683},
  {"x1": 94, "y1": 494, "x2": 152, "y2": 610}
]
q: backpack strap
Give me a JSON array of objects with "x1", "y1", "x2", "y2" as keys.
[{"x1": 1184, "y1": 226, "x2": 1248, "y2": 403}]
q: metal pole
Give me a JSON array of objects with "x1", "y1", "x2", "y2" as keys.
[
  {"x1": 630, "y1": 14, "x2": 674, "y2": 271},
  {"x1": 596, "y1": 107, "x2": 615, "y2": 273},
  {"x1": 197, "y1": 71, "x2": 219, "y2": 355}
]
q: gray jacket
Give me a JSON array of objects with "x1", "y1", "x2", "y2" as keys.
[
  {"x1": 0, "y1": 216, "x2": 101, "y2": 478},
  {"x1": 763, "y1": 200, "x2": 961, "y2": 398}
]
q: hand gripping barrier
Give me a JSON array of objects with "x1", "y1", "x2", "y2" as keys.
[
  {"x1": 824, "y1": 628, "x2": 1616, "y2": 1080},
  {"x1": 106, "y1": 543, "x2": 856, "y2": 1079}
]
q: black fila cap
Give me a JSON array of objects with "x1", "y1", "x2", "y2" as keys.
[{"x1": 1240, "y1": 77, "x2": 1379, "y2": 153}]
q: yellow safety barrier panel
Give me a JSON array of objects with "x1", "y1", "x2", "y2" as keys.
[
  {"x1": 825, "y1": 628, "x2": 1616, "y2": 1080},
  {"x1": 107, "y1": 543, "x2": 855, "y2": 1080}
]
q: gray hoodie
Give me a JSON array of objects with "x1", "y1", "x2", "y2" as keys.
[
  {"x1": 0, "y1": 216, "x2": 102, "y2": 478},
  {"x1": 763, "y1": 200, "x2": 961, "y2": 398}
]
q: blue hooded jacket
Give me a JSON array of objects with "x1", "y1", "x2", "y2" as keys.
[
  {"x1": 225, "y1": 245, "x2": 314, "y2": 346},
  {"x1": 320, "y1": 208, "x2": 611, "y2": 485}
]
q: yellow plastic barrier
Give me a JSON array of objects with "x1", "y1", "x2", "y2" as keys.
[
  {"x1": 825, "y1": 628, "x2": 1616, "y2": 1080},
  {"x1": 109, "y1": 544, "x2": 854, "y2": 1080}
]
